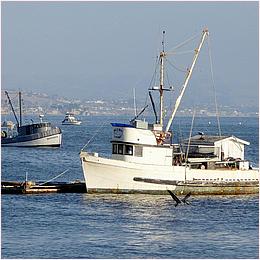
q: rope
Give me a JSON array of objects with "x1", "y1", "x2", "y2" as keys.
[
  {"x1": 80, "y1": 122, "x2": 107, "y2": 151},
  {"x1": 178, "y1": 120, "x2": 184, "y2": 150},
  {"x1": 38, "y1": 169, "x2": 70, "y2": 185},
  {"x1": 231, "y1": 135, "x2": 243, "y2": 151},
  {"x1": 167, "y1": 50, "x2": 195, "y2": 55},
  {"x1": 206, "y1": 36, "x2": 222, "y2": 137},
  {"x1": 167, "y1": 31, "x2": 200, "y2": 52},
  {"x1": 184, "y1": 109, "x2": 196, "y2": 181},
  {"x1": 165, "y1": 57, "x2": 187, "y2": 73},
  {"x1": 148, "y1": 56, "x2": 160, "y2": 89}
]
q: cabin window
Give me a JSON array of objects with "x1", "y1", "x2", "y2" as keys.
[
  {"x1": 112, "y1": 144, "x2": 118, "y2": 154},
  {"x1": 118, "y1": 144, "x2": 124, "y2": 154},
  {"x1": 134, "y1": 146, "x2": 143, "y2": 157},
  {"x1": 125, "y1": 145, "x2": 133, "y2": 155}
]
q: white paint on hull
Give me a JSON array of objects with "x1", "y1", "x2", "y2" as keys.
[
  {"x1": 2, "y1": 133, "x2": 62, "y2": 147},
  {"x1": 62, "y1": 122, "x2": 81, "y2": 125},
  {"x1": 80, "y1": 152, "x2": 178, "y2": 192},
  {"x1": 80, "y1": 152, "x2": 259, "y2": 193}
]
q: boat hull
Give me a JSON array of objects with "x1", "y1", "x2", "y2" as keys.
[
  {"x1": 62, "y1": 122, "x2": 81, "y2": 125},
  {"x1": 1, "y1": 133, "x2": 62, "y2": 147},
  {"x1": 80, "y1": 152, "x2": 259, "y2": 195}
]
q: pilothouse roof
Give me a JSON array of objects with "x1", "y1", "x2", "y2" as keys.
[{"x1": 182, "y1": 135, "x2": 250, "y2": 146}]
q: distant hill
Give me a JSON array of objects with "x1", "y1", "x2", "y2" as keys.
[{"x1": 1, "y1": 89, "x2": 258, "y2": 117}]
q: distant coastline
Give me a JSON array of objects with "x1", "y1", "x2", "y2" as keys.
[{"x1": 1, "y1": 90, "x2": 258, "y2": 118}]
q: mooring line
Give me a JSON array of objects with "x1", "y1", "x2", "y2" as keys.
[
  {"x1": 80, "y1": 122, "x2": 107, "y2": 152},
  {"x1": 38, "y1": 169, "x2": 70, "y2": 186}
]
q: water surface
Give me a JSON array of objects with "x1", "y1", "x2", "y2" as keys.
[{"x1": 1, "y1": 116, "x2": 259, "y2": 258}]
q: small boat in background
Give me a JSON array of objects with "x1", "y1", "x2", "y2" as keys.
[
  {"x1": 62, "y1": 112, "x2": 82, "y2": 125},
  {"x1": 1, "y1": 91, "x2": 62, "y2": 147}
]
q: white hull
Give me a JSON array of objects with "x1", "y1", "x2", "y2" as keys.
[
  {"x1": 80, "y1": 152, "x2": 259, "y2": 194},
  {"x1": 2, "y1": 133, "x2": 62, "y2": 147},
  {"x1": 62, "y1": 122, "x2": 81, "y2": 125}
]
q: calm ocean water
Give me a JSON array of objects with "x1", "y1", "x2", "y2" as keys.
[{"x1": 1, "y1": 115, "x2": 259, "y2": 259}]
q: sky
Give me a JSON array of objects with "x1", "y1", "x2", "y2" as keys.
[{"x1": 2, "y1": 1, "x2": 259, "y2": 108}]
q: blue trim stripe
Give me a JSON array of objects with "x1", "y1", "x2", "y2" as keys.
[{"x1": 111, "y1": 123, "x2": 134, "y2": 128}]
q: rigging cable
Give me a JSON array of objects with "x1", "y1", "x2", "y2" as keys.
[
  {"x1": 206, "y1": 36, "x2": 222, "y2": 137},
  {"x1": 167, "y1": 31, "x2": 201, "y2": 52},
  {"x1": 184, "y1": 109, "x2": 196, "y2": 181},
  {"x1": 38, "y1": 169, "x2": 70, "y2": 186},
  {"x1": 148, "y1": 56, "x2": 160, "y2": 89},
  {"x1": 165, "y1": 57, "x2": 187, "y2": 73},
  {"x1": 167, "y1": 50, "x2": 195, "y2": 55},
  {"x1": 164, "y1": 67, "x2": 174, "y2": 119},
  {"x1": 80, "y1": 122, "x2": 108, "y2": 152},
  {"x1": 143, "y1": 55, "x2": 161, "y2": 116}
]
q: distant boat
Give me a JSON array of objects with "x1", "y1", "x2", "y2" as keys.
[
  {"x1": 62, "y1": 112, "x2": 82, "y2": 125},
  {"x1": 80, "y1": 28, "x2": 259, "y2": 195},
  {"x1": 1, "y1": 91, "x2": 62, "y2": 147}
]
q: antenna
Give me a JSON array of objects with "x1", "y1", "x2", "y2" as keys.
[{"x1": 133, "y1": 88, "x2": 137, "y2": 117}]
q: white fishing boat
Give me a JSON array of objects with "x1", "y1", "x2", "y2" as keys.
[
  {"x1": 80, "y1": 29, "x2": 259, "y2": 195},
  {"x1": 62, "y1": 112, "x2": 82, "y2": 125},
  {"x1": 1, "y1": 91, "x2": 62, "y2": 147}
]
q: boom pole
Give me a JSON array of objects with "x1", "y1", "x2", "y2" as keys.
[
  {"x1": 165, "y1": 29, "x2": 209, "y2": 132},
  {"x1": 5, "y1": 91, "x2": 20, "y2": 126}
]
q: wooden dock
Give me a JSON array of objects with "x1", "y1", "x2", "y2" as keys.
[{"x1": 1, "y1": 180, "x2": 87, "y2": 194}]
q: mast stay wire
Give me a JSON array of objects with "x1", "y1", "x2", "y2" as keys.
[
  {"x1": 165, "y1": 57, "x2": 188, "y2": 73},
  {"x1": 184, "y1": 109, "x2": 196, "y2": 181},
  {"x1": 206, "y1": 36, "x2": 222, "y2": 137},
  {"x1": 5, "y1": 91, "x2": 19, "y2": 125},
  {"x1": 144, "y1": 30, "x2": 199, "y2": 119},
  {"x1": 141, "y1": 55, "x2": 160, "y2": 117},
  {"x1": 164, "y1": 68, "x2": 171, "y2": 119},
  {"x1": 132, "y1": 49, "x2": 161, "y2": 119},
  {"x1": 167, "y1": 31, "x2": 201, "y2": 53},
  {"x1": 80, "y1": 121, "x2": 108, "y2": 152},
  {"x1": 148, "y1": 56, "x2": 160, "y2": 90},
  {"x1": 166, "y1": 50, "x2": 195, "y2": 55}
]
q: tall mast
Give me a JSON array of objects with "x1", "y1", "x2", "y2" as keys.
[
  {"x1": 159, "y1": 31, "x2": 166, "y2": 125},
  {"x1": 19, "y1": 91, "x2": 22, "y2": 126},
  {"x1": 165, "y1": 28, "x2": 209, "y2": 132},
  {"x1": 5, "y1": 91, "x2": 20, "y2": 126}
]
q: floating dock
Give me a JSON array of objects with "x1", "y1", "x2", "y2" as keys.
[
  {"x1": 2, "y1": 179, "x2": 258, "y2": 195},
  {"x1": 1, "y1": 180, "x2": 87, "y2": 194}
]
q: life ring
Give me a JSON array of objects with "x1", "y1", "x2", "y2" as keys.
[{"x1": 1, "y1": 131, "x2": 7, "y2": 138}]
